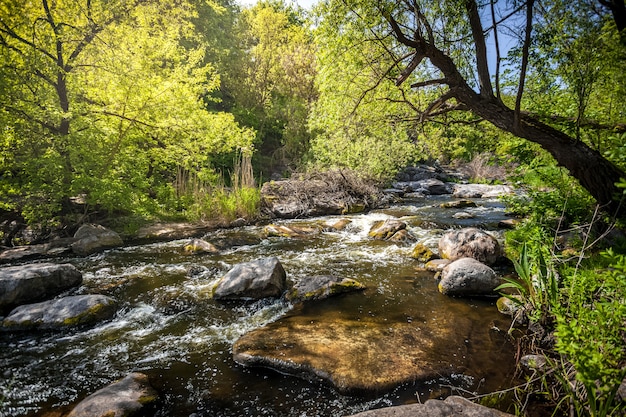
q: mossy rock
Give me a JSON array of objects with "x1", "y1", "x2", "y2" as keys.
[
  {"x1": 2, "y1": 295, "x2": 117, "y2": 331},
  {"x1": 286, "y1": 275, "x2": 365, "y2": 303},
  {"x1": 183, "y1": 238, "x2": 219, "y2": 254},
  {"x1": 410, "y1": 244, "x2": 438, "y2": 263},
  {"x1": 440, "y1": 199, "x2": 477, "y2": 209},
  {"x1": 368, "y1": 219, "x2": 407, "y2": 240}
]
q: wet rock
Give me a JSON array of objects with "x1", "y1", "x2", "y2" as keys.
[
  {"x1": 453, "y1": 211, "x2": 475, "y2": 220},
  {"x1": 325, "y1": 218, "x2": 352, "y2": 231},
  {"x1": 345, "y1": 395, "x2": 515, "y2": 417},
  {"x1": 440, "y1": 199, "x2": 477, "y2": 209},
  {"x1": 2, "y1": 294, "x2": 117, "y2": 331},
  {"x1": 387, "y1": 229, "x2": 417, "y2": 244},
  {"x1": 213, "y1": 257, "x2": 287, "y2": 300},
  {"x1": 135, "y1": 222, "x2": 216, "y2": 242},
  {"x1": 452, "y1": 184, "x2": 513, "y2": 199},
  {"x1": 71, "y1": 224, "x2": 123, "y2": 256},
  {"x1": 438, "y1": 258, "x2": 500, "y2": 297},
  {"x1": 410, "y1": 244, "x2": 438, "y2": 263},
  {"x1": 183, "y1": 238, "x2": 219, "y2": 254},
  {"x1": 0, "y1": 238, "x2": 76, "y2": 264},
  {"x1": 496, "y1": 295, "x2": 524, "y2": 316},
  {"x1": 233, "y1": 311, "x2": 473, "y2": 394},
  {"x1": 425, "y1": 259, "x2": 450, "y2": 272},
  {"x1": 67, "y1": 372, "x2": 157, "y2": 417},
  {"x1": 264, "y1": 224, "x2": 320, "y2": 238},
  {"x1": 286, "y1": 275, "x2": 365, "y2": 303},
  {"x1": 368, "y1": 219, "x2": 407, "y2": 240},
  {"x1": 438, "y1": 228, "x2": 501, "y2": 265},
  {"x1": 0, "y1": 263, "x2": 82, "y2": 313}
]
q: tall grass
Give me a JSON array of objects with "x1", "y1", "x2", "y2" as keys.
[{"x1": 176, "y1": 149, "x2": 260, "y2": 223}]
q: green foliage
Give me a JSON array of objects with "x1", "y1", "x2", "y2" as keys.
[
  {"x1": 554, "y1": 250, "x2": 626, "y2": 416},
  {"x1": 227, "y1": 1, "x2": 317, "y2": 174},
  {"x1": 0, "y1": 0, "x2": 255, "y2": 224},
  {"x1": 496, "y1": 242, "x2": 560, "y2": 323}
]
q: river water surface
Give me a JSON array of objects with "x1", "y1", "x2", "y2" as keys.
[{"x1": 0, "y1": 194, "x2": 518, "y2": 416}]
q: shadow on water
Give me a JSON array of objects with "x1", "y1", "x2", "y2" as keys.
[{"x1": 0, "y1": 195, "x2": 518, "y2": 417}]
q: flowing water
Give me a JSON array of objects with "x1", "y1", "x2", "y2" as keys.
[{"x1": 0, "y1": 195, "x2": 518, "y2": 417}]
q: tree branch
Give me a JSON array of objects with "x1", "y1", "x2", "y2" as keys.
[
  {"x1": 514, "y1": 0, "x2": 534, "y2": 131},
  {"x1": 490, "y1": 0, "x2": 502, "y2": 101},
  {"x1": 395, "y1": 51, "x2": 425, "y2": 86},
  {"x1": 466, "y1": 0, "x2": 494, "y2": 97},
  {"x1": 410, "y1": 78, "x2": 448, "y2": 89}
]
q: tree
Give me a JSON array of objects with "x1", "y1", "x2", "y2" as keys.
[
  {"x1": 0, "y1": 0, "x2": 254, "y2": 224},
  {"x1": 319, "y1": 0, "x2": 626, "y2": 216},
  {"x1": 229, "y1": 1, "x2": 317, "y2": 174}
]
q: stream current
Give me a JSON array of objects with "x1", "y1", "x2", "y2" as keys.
[{"x1": 1, "y1": 194, "x2": 518, "y2": 417}]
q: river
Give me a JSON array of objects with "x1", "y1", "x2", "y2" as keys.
[{"x1": 0, "y1": 194, "x2": 518, "y2": 417}]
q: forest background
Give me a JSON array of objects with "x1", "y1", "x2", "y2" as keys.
[{"x1": 1, "y1": 1, "x2": 626, "y2": 415}]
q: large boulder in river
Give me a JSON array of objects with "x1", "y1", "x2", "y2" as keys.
[
  {"x1": 233, "y1": 307, "x2": 476, "y2": 394},
  {"x1": 438, "y1": 228, "x2": 501, "y2": 265},
  {"x1": 0, "y1": 263, "x2": 82, "y2": 313},
  {"x1": 2, "y1": 294, "x2": 117, "y2": 331},
  {"x1": 438, "y1": 258, "x2": 500, "y2": 297},
  {"x1": 286, "y1": 275, "x2": 365, "y2": 303},
  {"x1": 67, "y1": 372, "x2": 158, "y2": 417},
  {"x1": 346, "y1": 395, "x2": 515, "y2": 417},
  {"x1": 71, "y1": 224, "x2": 123, "y2": 256},
  {"x1": 213, "y1": 257, "x2": 287, "y2": 300}
]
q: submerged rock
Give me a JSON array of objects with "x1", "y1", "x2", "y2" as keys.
[
  {"x1": 71, "y1": 224, "x2": 123, "y2": 256},
  {"x1": 2, "y1": 294, "x2": 117, "y2": 331},
  {"x1": 346, "y1": 395, "x2": 515, "y2": 417},
  {"x1": 0, "y1": 263, "x2": 82, "y2": 313},
  {"x1": 438, "y1": 258, "x2": 500, "y2": 297},
  {"x1": 67, "y1": 372, "x2": 157, "y2": 417},
  {"x1": 233, "y1": 311, "x2": 473, "y2": 394},
  {"x1": 368, "y1": 219, "x2": 407, "y2": 240},
  {"x1": 286, "y1": 275, "x2": 365, "y2": 303},
  {"x1": 213, "y1": 257, "x2": 287, "y2": 300},
  {"x1": 438, "y1": 228, "x2": 501, "y2": 265}
]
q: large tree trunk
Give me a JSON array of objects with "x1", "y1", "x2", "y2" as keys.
[{"x1": 459, "y1": 92, "x2": 625, "y2": 216}]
